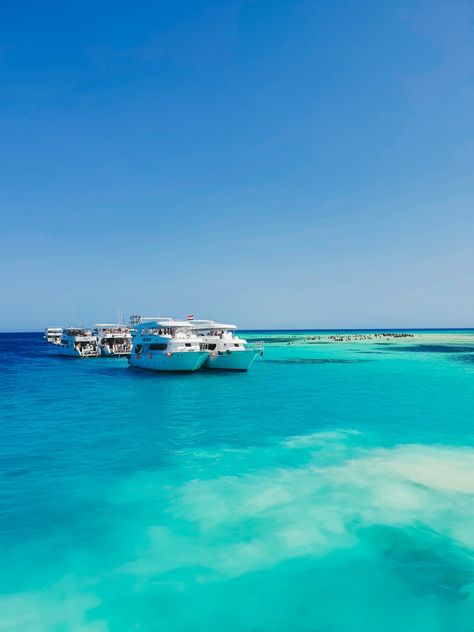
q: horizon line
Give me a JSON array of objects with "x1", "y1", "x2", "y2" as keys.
[{"x1": 2, "y1": 327, "x2": 474, "y2": 335}]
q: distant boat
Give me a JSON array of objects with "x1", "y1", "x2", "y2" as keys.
[
  {"x1": 191, "y1": 320, "x2": 264, "y2": 371},
  {"x1": 129, "y1": 319, "x2": 209, "y2": 372},
  {"x1": 93, "y1": 324, "x2": 132, "y2": 357},
  {"x1": 58, "y1": 328, "x2": 100, "y2": 358},
  {"x1": 44, "y1": 327, "x2": 63, "y2": 345}
]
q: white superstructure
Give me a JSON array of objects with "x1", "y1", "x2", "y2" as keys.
[
  {"x1": 44, "y1": 327, "x2": 63, "y2": 344},
  {"x1": 129, "y1": 319, "x2": 209, "y2": 372},
  {"x1": 58, "y1": 328, "x2": 100, "y2": 358},
  {"x1": 93, "y1": 324, "x2": 132, "y2": 357},
  {"x1": 191, "y1": 320, "x2": 263, "y2": 371},
  {"x1": 128, "y1": 315, "x2": 163, "y2": 338}
]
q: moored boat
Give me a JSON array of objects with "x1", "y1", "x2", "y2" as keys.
[
  {"x1": 58, "y1": 328, "x2": 100, "y2": 358},
  {"x1": 44, "y1": 327, "x2": 63, "y2": 344},
  {"x1": 129, "y1": 319, "x2": 209, "y2": 372},
  {"x1": 93, "y1": 324, "x2": 132, "y2": 357},
  {"x1": 191, "y1": 320, "x2": 263, "y2": 371}
]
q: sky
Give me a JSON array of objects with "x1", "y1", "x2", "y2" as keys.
[{"x1": 1, "y1": 0, "x2": 473, "y2": 330}]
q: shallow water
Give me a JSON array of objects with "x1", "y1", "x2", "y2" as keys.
[{"x1": 1, "y1": 331, "x2": 474, "y2": 631}]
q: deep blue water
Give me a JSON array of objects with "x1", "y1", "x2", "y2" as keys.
[{"x1": 1, "y1": 331, "x2": 474, "y2": 631}]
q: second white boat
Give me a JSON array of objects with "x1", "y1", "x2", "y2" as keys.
[
  {"x1": 94, "y1": 324, "x2": 132, "y2": 357},
  {"x1": 191, "y1": 320, "x2": 263, "y2": 371}
]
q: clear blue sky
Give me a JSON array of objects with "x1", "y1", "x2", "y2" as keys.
[{"x1": 1, "y1": 0, "x2": 473, "y2": 330}]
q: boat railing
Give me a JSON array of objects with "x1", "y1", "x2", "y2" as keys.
[
  {"x1": 78, "y1": 345, "x2": 99, "y2": 357},
  {"x1": 111, "y1": 343, "x2": 131, "y2": 353},
  {"x1": 245, "y1": 341, "x2": 264, "y2": 352}
]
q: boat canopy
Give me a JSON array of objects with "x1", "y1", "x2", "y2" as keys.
[
  {"x1": 191, "y1": 320, "x2": 237, "y2": 331},
  {"x1": 136, "y1": 319, "x2": 193, "y2": 330},
  {"x1": 136, "y1": 317, "x2": 176, "y2": 325},
  {"x1": 64, "y1": 328, "x2": 92, "y2": 335}
]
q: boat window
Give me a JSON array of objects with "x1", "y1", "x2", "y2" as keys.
[
  {"x1": 135, "y1": 344, "x2": 143, "y2": 353},
  {"x1": 234, "y1": 343, "x2": 240, "y2": 347},
  {"x1": 185, "y1": 343, "x2": 192, "y2": 347},
  {"x1": 207, "y1": 343, "x2": 217, "y2": 351},
  {"x1": 149, "y1": 343, "x2": 167, "y2": 351}
]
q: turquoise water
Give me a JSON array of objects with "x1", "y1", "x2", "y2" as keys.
[{"x1": 1, "y1": 331, "x2": 474, "y2": 631}]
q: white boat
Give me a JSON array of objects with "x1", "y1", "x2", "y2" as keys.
[
  {"x1": 44, "y1": 327, "x2": 63, "y2": 344},
  {"x1": 93, "y1": 324, "x2": 132, "y2": 357},
  {"x1": 58, "y1": 328, "x2": 100, "y2": 358},
  {"x1": 191, "y1": 320, "x2": 264, "y2": 371},
  {"x1": 129, "y1": 319, "x2": 209, "y2": 372}
]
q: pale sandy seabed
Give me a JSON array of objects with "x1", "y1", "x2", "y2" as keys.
[{"x1": 2, "y1": 332, "x2": 474, "y2": 630}]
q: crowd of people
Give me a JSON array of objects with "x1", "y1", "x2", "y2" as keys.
[
  {"x1": 278, "y1": 332, "x2": 419, "y2": 345},
  {"x1": 325, "y1": 332, "x2": 416, "y2": 343}
]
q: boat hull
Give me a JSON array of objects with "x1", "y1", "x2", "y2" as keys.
[
  {"x1": 58, "y1": 346, "x2": 79, "y2": 357},
  {"x1": 204, "y1": 349, "x2": 261, "y2": 371},
  {"x1": 100, "y1": 346, "x2": 130, "y2": 357},
  {"x1": 58, "y1": 346, "x2": 99, "y2": 358},
  {"x1": 129, "y1": 350, "x2": 209, "y2": 372}
]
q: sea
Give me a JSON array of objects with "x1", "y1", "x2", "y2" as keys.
[{"x1": 1, "y1": 330, "x2": 474, "y2": 631}]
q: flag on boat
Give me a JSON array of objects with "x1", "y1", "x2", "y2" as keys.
[{"x1": 187, "y1": 314, "x2": 194, "y2": 320}]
